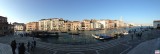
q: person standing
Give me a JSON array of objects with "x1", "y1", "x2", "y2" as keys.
[{"x1": 11, "y1": 40, "x2": 17, "y2": 54}]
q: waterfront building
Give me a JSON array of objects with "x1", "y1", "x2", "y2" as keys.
[
  {"x1": 108, "y1": 20, "x2": 115, "y2": 29},
  {"x1": 8, "y1": 23, "x2": 14, "y2": 35},
  {"x1": 71, "y1": 21, "x2": 81, "y2": 31},
  {"x1": 105, "y1": 20, "x2": 110, "y2": 29},
  {"x1": 26, "y1": 22, "x2": 39, "y2": 31},
  {"x1": 90, "y1": 19, "x2": 102, "y2": 30},
  {"x1": 118, "y1": 17, "x2": 126, "y2": 28},
  {"x1": 97, "y1": 20, "x2": 106, "y2": 29},
  {"x1": 0, "y1": 16, "x2": 9, "y2": 35},
  {"x1": 63, "y1": 21, "x2": 71, "y2": 31},
  {"x1": 38, "y1": 18, "x2": 65, "y2": 31},
  {"x1": 153, "y1": 20, "x2": 160, "y2": 28},
  {"x1": 113, "y1": 20, "x2": 120, "y2": 28},
  {"x1": 90, "y1": 23, "x2": 94, "y2": 30},
  {"x1": 50, "y1": 18, "x2": 64, "y2": 31},
  {"x1": 82, "y1": 20, "x2": 91, "y2": 30},
  {"x1": 90, "y1": 22, "x2": 101, "y2": 30},
  {"x1": 13, "y1": 22, "x2": 25, "y2": 31},
  {"x1": 38, "y1": 19, "x2": 51, "y2": 31}
]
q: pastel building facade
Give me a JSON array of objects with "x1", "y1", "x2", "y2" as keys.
[
  {"x1": 50, "y1": 18, "x2": 64, "y2": 31},
  {"x1": 13, "y1": 22, "x2": 25, "y2": 31},
  {"x1": 70, "y1": 21, "x2": 81, "y2": 30},
  {"x1": 97, "y1": 20, "x2": 106, "y2": 29},
  {"x1": 38, "y1": 18, "x2": 65, "y2": 31},
  {"x1": 38, "y1": 19, "x2": 51, "y2": 31},
  {"x1": 26, "y1": 22, "x2": 39, "y2": 31},
  {"x1": 82, "y1": 20, "x2": 91, "y2": 30},
  {"x1": 63, "y1": 21, "x2": 71, "y2": 31}
]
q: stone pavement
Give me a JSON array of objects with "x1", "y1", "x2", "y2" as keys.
[
  {"x1": 0, "y1": 43, "x2": 12, "y2": 54},
  {"x1": 127, "y1": 38, "x2": 160, "y2": 54},
  {"x1": 0, "y1": 29, "x2": 160, "y2": 54}
]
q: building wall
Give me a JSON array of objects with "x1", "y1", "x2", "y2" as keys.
[
  {"x1": 90, "y1": 23, "x2": 94, "y2": 29},
  {"x1": 26, "y1": 22, "x2": 39, "y2": 31},
  {"x1": 63, "y1": 22, "x2": 71, "y2": 31},
  {"x1": 13, "y1": 22, "x2": 25, "y2": 31},
  {"x1": 83, "y1": 20, "x2": 91, "y2": 30},
  {"x1": 50, "y1": 18, "x2": 59, "y2": 31},
  {"x1": 50, "y1": 18, "x2": 64, "y2": 31},
  {"x1": 105, "y1": 20, "x2": 109, "y2": 29},
  {"x1": 0, "y1": 16, "x2": 8, "y2": 35},
  {"x1": 153, "y1": 20, "x2": 160, "y2": 28},
  {"x1": 97, "y1": 20, "x2": 106, "y2": 28},
  {"x1": 38, "y1": 19, "x2": 51, "y2": 31},
  {"x1": 90, "y1": 22, "x2": 101, "y2": 29},
  {"x1": 94, "y1": 22, "x2": 101, "y2": 29},
  {"x1": 71, "y1": 21, "x2": 81, "y2": 30},
  {"x1": 38, "y1": 18, "x2": 65, "y2": 31}
]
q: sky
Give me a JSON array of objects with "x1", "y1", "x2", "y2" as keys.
[{"x1": 0, "y1": 0, "x2": 160, "y2": 25}]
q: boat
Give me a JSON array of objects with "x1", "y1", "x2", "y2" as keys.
[
  {"x1": 61, "y1": 31, "x2": 67, "y2": 33},
  {"x1": 30, "y1": 31, "x2": 59, "y2": 37},
  {"x1": 123, "y1": 32, "x2": 128, "y2": 35},
  {"x1": 68, "y1": 32, "x2": 80, "y2": 35},
  {"x1": 68, "y1": 31, "x2": 80, "y2": 35},
  {"x1": 92, "y1": 34, "x2": 113, "y2": 40}
]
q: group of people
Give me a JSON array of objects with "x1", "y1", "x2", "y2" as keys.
[
  {"x1": 10, "y1": 40, "x2": 36, "y2": 54},
  {"x1": 27, "y1": 40, "x2": 36, "y2": 52},
  {"x1": 18, "y1": 33, "x2": 30, "y2": 37},
  {"x1": 129, "y1": 27, "x2": 151, "y2": 40}
]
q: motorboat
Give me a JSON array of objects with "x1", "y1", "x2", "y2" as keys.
[
  {"x1": 92, "y1": 34, "x2": 113, "y2": 40},
  {"x1": 122, "y1": 32, "x2": 128, "y2": 35}
]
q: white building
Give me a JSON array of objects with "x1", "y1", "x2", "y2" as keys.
[
  {"x1": 92, "y1": 22, "x2": 101, "y2": 29},
  {"x1": 13, "y1": 22, "x2": 25, "y2": 31},
  {"x1": 153, "y1": 20, "x2": 160, "y2": 28},
  {"x1": 97, "y1": 20, "x2": 106, "y2": 28},
  {"x1": 38, "y1": 18, "x2": 65, "y2": 31},
  {"x1": 50, "y1": 18, "x2": 64, "y2": 31},
  {"x1": 38, "y1": 19, "x2": 51, "y2": 31}
]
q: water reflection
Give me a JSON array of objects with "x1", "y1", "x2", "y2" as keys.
[
  {"x1": 14, "y1": 27, "x2": 143, "y2": 45},
  {"x1": 40, "y1": 27, "x2": 136, "y2": 45}
]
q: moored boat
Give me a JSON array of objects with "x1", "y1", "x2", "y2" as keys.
[
  {"x1": 92, "y1": 34, "x2": 113, "y2": 40},
  {"x1": 123, "y1": 32, "x2": 128, "y2": 35}
]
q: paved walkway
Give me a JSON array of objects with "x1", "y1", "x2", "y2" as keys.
[
  {"x1": 0, "y1": 43, "x2": 12, "y2": 54},
  {"x1": 127, "y1": 38, "x2": 160, "y2": 54},
  {"x1": 0, "y1": 29, "x2": 160, "y2": 54}
]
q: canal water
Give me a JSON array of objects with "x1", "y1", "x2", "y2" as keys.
[
  {"x1": 40, "y1": 27, "x2": 140, "y2": 45},
  {"x1": 14, "y1": 26, "x2": 143, "y2": 45}
]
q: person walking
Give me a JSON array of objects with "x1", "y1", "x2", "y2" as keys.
[
  {"x1": 18, "y1": 43, "x2": 26, "y2": 54},
  {"x1": 11, "y1": 40, "x2": 17, "y2": 54},
  {"x1": 27, "y1": 41, "x2": 30, "y2": 52},
  {"x1": 139, "y1": 32, "x2": 142, "y2": 40},
  {"x1": 31, "y1": 42, "x2": 34, "y2": 51},
  {"x1": 33, "y1": 40, "x2": 36, "y2": 48},
  {"x1": 131, "y1": 34, "x2": 133, "y2": 40}
]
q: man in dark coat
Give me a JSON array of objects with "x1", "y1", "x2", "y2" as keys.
[
  {"x1": 18, "y1": 43, "x2": 26, "y2": 54},
  {"x1": 27, "y1": 41, "x2": 30, "y2": 52},
  {"x1": 33, "y1": 40, "x2": 36, "y2": 48},
  {"x1": 11, "y1": 40, "x2": 17, "y2": 54}
]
